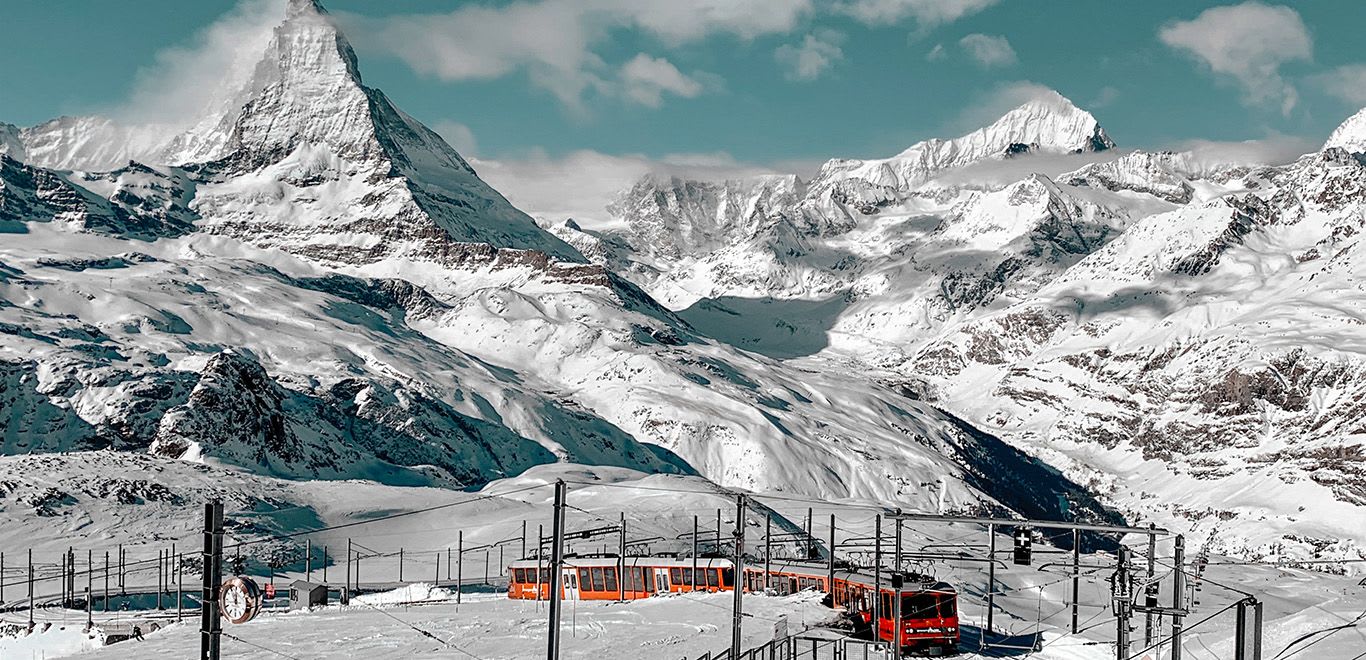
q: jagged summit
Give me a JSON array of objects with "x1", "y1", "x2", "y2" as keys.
[
  {"x1": 1324, "y1": 106, "x2": 1366, "y2": 154},
  {"x1": 5, "y1": 0, "x2": 581, "y2": 264},
  {"x1": 287, "y1": 0, "x2": 327, "y2": 19},
  {"x1": 944, "y1": 90, "x2": 1116, "y2": 157},
  {"x1": 809, "y1": 91, "x2": 1113, "y2": 196}
]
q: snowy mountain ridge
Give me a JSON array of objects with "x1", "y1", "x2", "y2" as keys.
[
  {"x1": 0, "y1": 0, "x2": 1132, "y2": 565},
  {"x1": 592, "y1": 97, "x2": 1366, "y2": 567}
]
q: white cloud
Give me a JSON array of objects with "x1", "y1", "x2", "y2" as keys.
[
  {"x1": 1173, "y1": 134, "x2": 1316, "y2": 169},
  {"x1": 925, "y1": 44, "x2": 946, "y2": 61},
  {"x1": 958, "y1": 33, "x2": 1016, "y2": 68},
  {"x1": 1310, "y1": 64, "x2": 1366, "y2": 108},
  {"x1": 433, "y1": 121, "x2": 478, "y2": 156},
  {"x1": 775, "y1": 30, "x2": 845, "y2": 81},
  {"x1": 946, "y1": 81, "x2": 1062, "y2": 134},
  {"x1": 1158, "y1": 2, "x2": 1311, "y2": 116},
  {"x1": 1089, "y1": 86, "x2": 1120, "y2": 109},
  {"x1": 837, "y1": 0, "x2": 998, "y2": 27},
  {"x1": 619, "y1": 54, "x2": 707, "y2": 107},
  {"x1": 472, "y1": 150, "x2": 794, "y2": 230},
  {"x1": 111, "y1": 0, "x2": 286, "y2": 125},
  {"x1": 339, "y1": 0, "x2": 811, "y2": 111}
]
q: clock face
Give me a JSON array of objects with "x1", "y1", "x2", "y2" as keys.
[{"x1": 220, "y1": 576, "x2": 262, "y2": 625}]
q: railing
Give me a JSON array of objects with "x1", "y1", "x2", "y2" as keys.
[{"x1": 694, "y1": 634, "x2": 891, "y2": 660}]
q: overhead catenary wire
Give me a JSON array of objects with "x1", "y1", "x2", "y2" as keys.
[
  {"x1": 222, "y1": 632, "x2": 304, "y2": 660},
  {"x1": 347, "y1": 594, "x2": 487, "y2": 659}
]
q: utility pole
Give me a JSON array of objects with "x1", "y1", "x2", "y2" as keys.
[
  {"x1": 158, "y1": 548, "x2": 164, "y2": 610},
  {"x1": 716, "y1": 508, "x2": 722, "y2": 554},
  {"x1": 730, "y1": 494, "x2": 746, "y2": 660},
  {"x1": 200, "y1": 500, "x2": 225, "y2": 660},
  {"x1": 986, "y1": 523, "x2": 996, "y2": 639},
  {"x1": 306, "y1": 539, "x2": 312, "y2": 582},
  {"x1": 547, "y1": 480, "x2": 567, "y2": 660},
  {"x1": 457, "y1": 531, "x2": 463, "y2": 605},
  {"x1": 322, "y1": 546, "x2": 327, "y2": 583},
  {"x1": 522, "y1": 520, "x2": 528, "y2": 561},
  {"x1": 1114, "y1": 546, "x2": 1132, "y2": 660},
  {"x1": 805, "y1": 507, "x2": 813, "y2": 559},
  {"x1": 618, "y1": 513, "x2": 626, "y2": 602},
  {"x1": 1071, "y1": 529, "x2": 1080, "y2": 634},
  {"x1": 177, "y1": 552, "x2": 183, "y2": 622},
  {"x1": 692, "y1": 515, "x2": 699, "y2": 591},
  {"x1": 103, "y1": 551, "x2": 109, "y2": 612},
  {"x1": 1172, "y1": 535, "x2": 1185, "y2": 660},
  {"x1": 763, "y1": 515, "x2": 772, "y2": 591},
  {"x1": 1145, "y1": 527, "x2": 1156, "y2": 648},
  {"x1": 399, "y1": 548, "x2": 404, "y2": 583},
  {"x1": 27, "y1": 549, "x2": 34, "y2": 631},
  {"x1": 86, "y1": 549, "x2": 92, "y2": 616},
  {"x1": 118, "y1": 544, "x2": 124, "y2": 593},
  {"x1": 345, "y1": 539, "x2": 352, "y2": 600},
  {"x1": 894, "y1": 518, "x2": 903, "y2": 574},
  {"x1": 873, "y1": 514, "x2": 882, "y2": 628},
  {"x1": 826, "y1": 513, "x2": 836, "y2": 598}
]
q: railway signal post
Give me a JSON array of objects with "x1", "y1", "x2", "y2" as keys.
[
  {"x1": 730, "y1": 494, "x2": 746, "y2": 660},
  {"x1": 200, "y1": 499, "x2": 225, "y2": 660},
  {"x1": 546, "y1": 480, "x2": 567, "y2": 660}
]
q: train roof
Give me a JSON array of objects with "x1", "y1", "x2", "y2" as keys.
[
  {"x1": 508, "y1": 556, "x2": 955, "y2": 594},
  {"x1": 508, "y1": 556, "x2": 735, "y2": 569}
]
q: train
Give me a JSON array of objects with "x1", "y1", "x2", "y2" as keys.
[{"x1": 507, "y1": 555, "x2": 959, "y2": 654}]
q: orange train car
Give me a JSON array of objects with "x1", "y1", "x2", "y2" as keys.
[{"x1": 507, "y1": 556, "x2": 958, "y2": 654}]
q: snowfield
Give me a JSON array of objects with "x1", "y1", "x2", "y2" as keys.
[{"x1": 2, "y1": 0, "x2": 1366, "y2": 658}]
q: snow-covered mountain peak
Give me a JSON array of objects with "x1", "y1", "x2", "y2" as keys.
[
  {"x1": 805, "y1": 91, "x2": 1113, "y2": 199},
  {"x1": 898, "y1": 91, "x2": 1114, "y2": 164},
  {"x1": 1323, "y1": 106, "x2": 1366, "y2": 154},
  {"x1": 287, "y1": 0, "x2": 328, "y2": 19}
]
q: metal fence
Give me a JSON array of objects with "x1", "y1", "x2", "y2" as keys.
[{"x1": 695, "y1": 634, "x2": 892, "y2": 660}]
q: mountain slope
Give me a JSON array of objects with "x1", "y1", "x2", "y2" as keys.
[{"x1": 599, "y1": 98, "x2": 1366, "y2": 565}]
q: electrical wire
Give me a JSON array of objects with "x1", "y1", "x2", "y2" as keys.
[
  {"x1": 222, "y1": 632, "x2": 304, "y2": 660},
  {"x1": 347, "y1": 595, "x2": 486, "y2": 659}
]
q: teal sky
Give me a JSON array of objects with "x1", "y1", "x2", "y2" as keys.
[{"x1": 2, "y1": 0, "x2": 1364, "y2": 167}]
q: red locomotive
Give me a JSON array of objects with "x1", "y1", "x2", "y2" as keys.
[{"x1": 507, "y1": 556, "x2": 958, "y2": 654}]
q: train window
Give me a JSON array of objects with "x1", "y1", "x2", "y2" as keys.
[
  {"x1": 706, "y1": 569, "x2": 719, "y2": 588},
  {"x1": 721, "y1": 568, "x2": 734, "y2": 588},
  {"x1": 568, "y1": 572, "x2": 578, "y2": 588},
  {"x1": 590, "y1": 567, "x2": 606, "y2": 592},
  {"x1": 604, "y1": 567, "x2": 618, "y2": 592},
  {"x1": 903, "y1": 594, "x2": 938, "y2": 619},
  {"x1": 683, "y1": 568, "x2": 694, "y2": 587},
  {"x1": 670, "y1": 568, "x2": 682, "y2": 585},
  {"x1": 938, "y1": 597, "x2": 956, "y2": 617},
  {"x1": 880, "y1": 593, "x2": 892, "y2": 617},
  {"x1": 541, "y1": 568, "x2": 551, "y2": 584}
]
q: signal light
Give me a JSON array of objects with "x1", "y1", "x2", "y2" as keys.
[{"x1": 1013, "y1": 527, "x2": 1032, "y2": 566}]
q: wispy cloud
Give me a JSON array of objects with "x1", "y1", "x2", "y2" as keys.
[
  {"x1": 837, "y1": 0, "x2": 998, "y2": 28},
  {"x1": 1309, "y1": 64, "x2": 1366, "y2": 108},
  {"x1": 619, "y1": 54, "x2": 709, "y2": 107},
  {"x1": 111, "y1": 0, "x2": 286, "y2": 126},
  {"x1": 958, "y1": 33, "x2": 1016, "y2": 68},
  {"x1": 339, "y1": 0, "x2": 811, "y2": 113},
  {"x1": 775, "y1": 30, "x2": 846, "y2": 81},
  {"x1": 473, "y1": 149, "x2": 795, "y2": 230},
  {"x1": 1158, "y1": 2, "x2": 1311, "y2": 116}
]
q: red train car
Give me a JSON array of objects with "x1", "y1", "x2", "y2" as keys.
[
  {"x1": 507, "y1": 555, "x2": 735, "y2": 601},
  {"x1": 507, "y1": 556, "x2": 958, "y2": 654}
]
